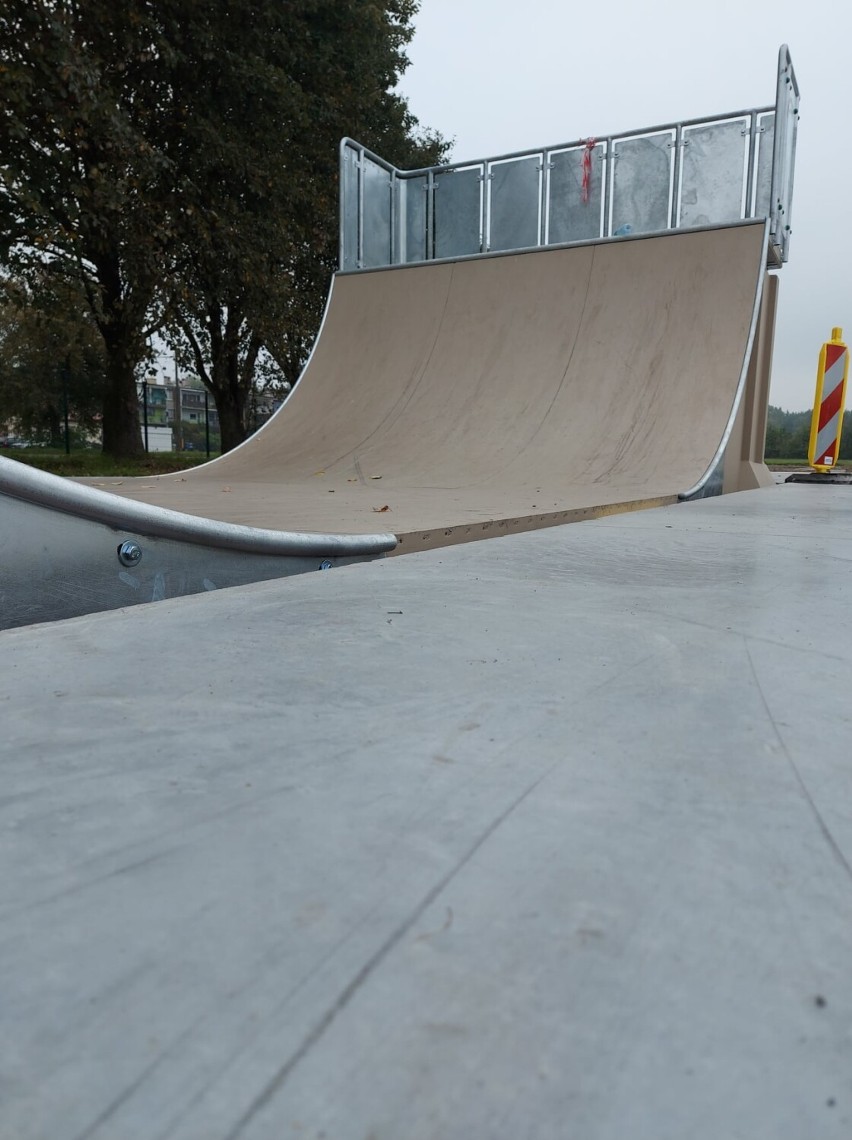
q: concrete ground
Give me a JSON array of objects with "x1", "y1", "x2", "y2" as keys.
[{"x1": 3, "y1": 483, "x2": 852, "y2": 1140}]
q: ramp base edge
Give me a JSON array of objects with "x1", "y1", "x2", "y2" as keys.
[{"x1": 392, "y1": 496, "x2": 679, "y2": 555}]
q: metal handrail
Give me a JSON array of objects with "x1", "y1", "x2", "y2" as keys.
[
  {"x1": 341, "y1": 103, "x2": 773, "y2": 182},
  {"x1": 340, "y1": 45, "x2": 798, "y2": 272}
]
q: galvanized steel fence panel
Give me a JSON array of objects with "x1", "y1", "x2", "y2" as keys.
[
  {"x1": 610, "y1": 130, "x2": 676, "y2": 237},
  {"x1": 546, "y1": 142, "x2": 605, "y2": 245},
  {"x1": 433, "y1": 165, "x2": 483, "y2": 258},
  {"x1": 488, "y1": 156, "x2": 541, "y2": 252},
  {"x1": 340, "y1": 46, "x2": 798, "y2": 271},
  {"x1": 679, "y1": 118, "x2": 751, "y2": 228}
]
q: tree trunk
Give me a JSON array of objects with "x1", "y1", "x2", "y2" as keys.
[
  {"x1": 101, "y1": 344, "x2": 143, "y2": 458},
  {"x1": 94, "y1": 252, "x2": 145, "y2": 459},
  {"x1": 215, "y1": 384, "x2": 248, "y2": 454},
  {"x1": 46, "y1": 407, "x2": 63, "y2": 449},
  {"x1": 209, "y1": 324, "x2": 253, "y2": 454},
  {"x1": 178, "y1": 305, "x2": 257, "y2": 455}
]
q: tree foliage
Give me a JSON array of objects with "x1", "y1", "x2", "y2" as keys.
[
  {"x1": 162, "y1": 1, "x2": 447, "y2": 451},
  {"x1": 0, "y1": 1, "x2": 446, "y2": 456},
  {"x1": 0, "y1": 1, "x2": 185, "y2": 455},
  {"x1": 0, "y1": 273, "x2": 106, "y2": 442},
  {"x1": 765, "y1": 405, "x2": 852, "y2": 461}
]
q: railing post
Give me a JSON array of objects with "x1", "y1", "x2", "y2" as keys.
[
  {"x1": 62, "y1": 357, "x2": 71, "y2": 455},
  {"x1": 539, "y1": 152, "x2": 548, "y2": 247},
  {"x1": 427, "y1": 170, "x2": 435, "y2": 260},
  {"x1": 745, "y1": 111, "x2": 758, "y2": 218},
  {"x1": 670, "y1": 124, "x2": 684, "y2": 230},
  {"x1": 142, "y1": 379, "x2": 149, "y2": 453},
  {"x1": 481, "y1": 165, "x2": 488, "y2": 254},
  {"x1": 602, "y1": 139, "x2": 613, "y2": 237},
  {"x1": 357, "y1": 146, "x2": 365, "y2": 270}
]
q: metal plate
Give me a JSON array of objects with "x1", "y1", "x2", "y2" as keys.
[
  {"x1": 771, "y1": 48, "x2": 798, "y2": 261},
  {"x1": 433, "y1": 166, "x2": 483, "y2": 259},
  {"x1": 611, "y1": 131, "x2": 675, "y2": 236},
  {"x1": 398, "y1": 176, "x2": 428, "y2": 263},
  {"x1": 680, "y1": 118, "x2": 750, "y2": 227},
  {"x1": 341, "y1": 148, "x2": 360, "y2": 271},
  {"x1": 0, "y1": 493, "x2": 384, "y2": 630},
  {"x1": 547, "y1": 143, "x2": 605, "y2": 244},
  {"x1": 753, "y1": 112, "x2": 775, "y2": 219},
  {"x1": 488, "y1": 156, "x2": 540, "y2": 252},
  {"x1": 362, "y1": 158, "x2": 393, "y2": 269}
]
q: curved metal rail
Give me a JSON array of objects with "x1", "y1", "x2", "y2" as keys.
[
  {"x1": 679, "y1": 219, "x2": 770, "y2": 500},
  {"x1": 0, "y1": 457, "x2": 397, "y2": 557}
]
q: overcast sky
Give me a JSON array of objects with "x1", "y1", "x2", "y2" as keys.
[{"x1": 396, "y1": 0, "x2": 847, "y2": 411}]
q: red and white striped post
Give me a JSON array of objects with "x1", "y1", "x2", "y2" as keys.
[{"x1": 808, "y1": 328, "x2": 850, "y2": 472}]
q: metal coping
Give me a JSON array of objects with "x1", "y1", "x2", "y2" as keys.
[
  {"x1": 678, "y1": 219, "x2": 771, "y2": 500},
  {"x1": 0, "y1": 457, "x2": 397, "y2": 557},
  {"x1": 336, "y1": 217, "x2": 769, "y2": 278}
]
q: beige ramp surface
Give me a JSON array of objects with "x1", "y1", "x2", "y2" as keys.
[{"x1": 91, "y1": 222, "x2": 769, "y2": 549}]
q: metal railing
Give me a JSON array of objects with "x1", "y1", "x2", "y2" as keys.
[{"x1": 340, "y1": 45, "x2": 798, "y2": 272}]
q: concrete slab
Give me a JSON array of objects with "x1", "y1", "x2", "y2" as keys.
[{"x1": 3, "y1": 484, "x2": 852, "y2": 1139}]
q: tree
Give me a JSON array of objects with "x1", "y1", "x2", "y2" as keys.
[
  {"x1": 764, "y1": 404, "x2": 852, "y2": 462},
  {"x1": 0, "y1": 273, "x2": 106, "y2": 444},
  {"x1": 0, "y1": 2, "x2": 186, "y2": 456},
  {"x1": 0, "y1": 1, "x2": 447, "y2": 457},
  {"x1": 164, "y1": 0, "x2": 447, "y2": 452}
]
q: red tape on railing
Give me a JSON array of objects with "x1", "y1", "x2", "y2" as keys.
[{"x1": 581, "y1": 138, "x2": 596, "y2": 203}]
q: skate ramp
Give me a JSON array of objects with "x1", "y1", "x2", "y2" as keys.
[
  {"x1": 1, "y1": 220, "x2": 772, "y2": 628},
  {"x1": 89, "y1": 221, "x2": 771, "y2": 551}
]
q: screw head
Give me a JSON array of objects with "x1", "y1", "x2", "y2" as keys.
[{"x1": 117, "y1": 541, "x2": 142, "y2": 567}]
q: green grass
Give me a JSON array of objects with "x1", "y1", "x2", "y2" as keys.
[
  {"x1": 4, "y1": 448, "x2": 844, "y2": 479},
  {"x1": 764, "y1": 457, "x2": 846, "y2": 469},
  {"x1": 1, "y1": 449, "x2": 218, "y2": 477}
]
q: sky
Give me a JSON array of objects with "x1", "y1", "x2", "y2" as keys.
[{"x1": 396, "y1": 0, "x2": 848, "y2": 411}]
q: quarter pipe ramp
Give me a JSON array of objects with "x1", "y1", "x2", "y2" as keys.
[{"x1": 1, "y1": 220, "x2": 774, "y2": 627}]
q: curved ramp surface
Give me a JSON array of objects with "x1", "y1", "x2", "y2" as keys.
[{"x1": 90, "y1": 222, "x2": 770, "y2": 550}]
